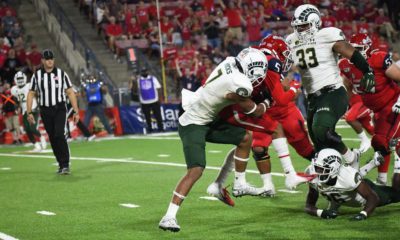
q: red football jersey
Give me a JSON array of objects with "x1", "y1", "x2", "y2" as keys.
[{"x1": 338, "y1": 52, "x2": 399, "y2": 112}]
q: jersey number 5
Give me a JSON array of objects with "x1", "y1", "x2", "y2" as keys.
[{"x1": 296, "y1": 48, "x2": 319, "y2": 69}]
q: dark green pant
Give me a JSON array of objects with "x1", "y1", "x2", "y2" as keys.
[
  {"x1": 179, "y1": 119, "x2": 246, "y2": 168},
  {"x1": 365, "y1": 179, "x2": 400, "y2": 206},
  {"x1": 23, "y1": 112, "x2": 41, "y2": 143},
  {"x1": 307, "y1": 86, "x2": 349, "y2": 152}
]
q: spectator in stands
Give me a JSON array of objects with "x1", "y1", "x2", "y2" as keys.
[
  {"x1": 260, "y1": 21, "x2": 273, "y2": 38},
  {"x1": 335, "y1": 1, "x2": 353, "y2": 22},
  {"x1": 1, "y1": 48, "x2": 21, "y2": 85},
  {"x1": 105, "y1": 16, "x2": 124, "y2": 58},
  {"x1": 1, "y1": 9, "x2": 16, "y2": 35},
  {"x1": 177, "y1": 67, "x2": 201, "y2": 94},
  {"x1": 14, "y1": 38, "x2": 26, "y2": 66},
  {"x1": 219, "y1": 0, "x2": 244, "y2": 47},
  {"x1": 215, "y1": 9, "x2": 228, "y2": 35},
  {"x1": 106, "y1": 0, "x2": 122, "y2": 19},
  {"x1": 136, "y1": 0, "x2": 150, "y2": 28},
  {"x1": 190, "y1": 0, "x2": 202, "y2": 12},
  {"x1": 210, "y1": 48, "x2": 224, "y2": 65},
  {"x1": 375, "y1": 8, "x2": 398, "y2": 42},
  {"x1": 354, "y1": 17, "x2": 369, "y2": 34},
  {"x1": 175, "y1": 1, "x2": 190, "y2": 23},
  {"x1": 363, "y1": 0, "x2": 377, "y2": 22},
  {"x1": 203, "y1": 14, "x2": 221, "y2": 49},
  {"x1": 0, "y1": 1, "x2": 16, "y2": 18},
  {"x1": 126, "y1": 16, "x2": 142, "y2": 40},
  {"x1": 160, "y1": 16, "x2": 174, "y2": 43},
  {"x1": 26, "y1": 44, "x2": 42, "y2": 74},
  {"x1": 372, "y1": 35, "x2": 391, "y2": 52},
  {"x1": 181, "y1": 19, "x2": 192, "y2": 42},
  {"x1": 226, "y1": 37, "x2": 243, "y2": 57},
  {"x1": 136, "y1": 67, "x2": 164, "y2": 133},
  {"x1": 321, "y1": 9, "x2": 337, "y2": 28},
  {"x1": 246, "y1": 16, "x2": 262, "y2": 46},
  {"x1": 94, "y1": 1, "x2": 108, "y2": 35}
]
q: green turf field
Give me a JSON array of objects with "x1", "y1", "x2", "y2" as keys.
[{"x1": 0, "y1": 122, "x2": 399, "y2": 240}]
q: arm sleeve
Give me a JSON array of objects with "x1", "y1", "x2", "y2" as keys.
[
  {"x1": 265, "y1": 71, "x2": 295, "y2": 106},
  {"x1": 63, "y1": 71, "x2": 72, "y2": 89},
  {"x1": 29, "y1": 73, "x2": 37, "y2": 91}
]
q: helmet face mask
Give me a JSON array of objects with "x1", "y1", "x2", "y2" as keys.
[
  {"x1": 312, "y1": 148, "x2": 342, "y2": 184},
  {"x1": 236, "y1": 48, "x2": 268, "y2": 87},
  {"x1": 291, "y1": 4, "x2": 321, "y2": 42},
  {"x1": 350, "y1": 33, "x2": 372, "y2": 59},
  {"x1": 14, "y1": 71, "x2": 27, "y2": 87},
  {"x1": 259, "y1": 35, "x2": 293, "y2": 73}
]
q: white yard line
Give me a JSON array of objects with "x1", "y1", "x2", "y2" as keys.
[
  {"x1": 0, "y1": 232, "x2": 19, "y2": 240},
  {"x1": 0, "y1": 153, "x2": 285, "y2": 177},
  {"x1": 119, "y1": 203, "x2": 140, "y2": 208},
  {"x1": 36, "y1": 211, "x2": 56, "y2": 216}
]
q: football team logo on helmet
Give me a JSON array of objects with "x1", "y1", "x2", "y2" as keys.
[
  {"x1": 259, "y1": 35, "x2": 294, "y2": 73},
  {"x1": 291, "y1": 4, "x2": 321, "y2": 42},
  {"x1": 236, "y1": 48, "x2": 268, "y2": 87},
  {"x1": 14, "y1": 71, "x2": 27, "y2": 87},
  {"x1": 312, "y1": 148, "x2": 342, "y2": 184},
  {"x1": 350, "y1": 33, "x2": 372, "y2": 59}
]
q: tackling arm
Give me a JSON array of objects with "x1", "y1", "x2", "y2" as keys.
[
  {"x1": 266, "y1": 71, "x2": 298, "y2": 105},
  {"x1": 225, "y1": 92, "x2": 266, "y2": 117}
]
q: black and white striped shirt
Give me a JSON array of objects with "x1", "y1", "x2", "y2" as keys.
[{"x1": 29, "y1": 67, "x2": 72, "y2": 107}]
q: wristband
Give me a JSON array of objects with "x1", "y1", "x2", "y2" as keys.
[
  {"x1": 360, "y1": 211, "x2": 367, "y2": 218},
  {"x1": 317, "y1": 209, "x2": 323, "y2": 217},
  {"x1": 244, "y1": 103, "x2": 257, "y2": 115},
  {"x1": 260, "y1": 103, "x2": 267, "y2": 113}
]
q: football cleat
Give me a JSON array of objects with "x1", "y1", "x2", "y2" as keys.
[
  {"x1": 207, "y1": 182, "x2": 235, "y2": 207},
  {"x1": 159, "y1": 216, "x2": 180, "y2": 232},
  {"x1": 40, "y1": 136, "x2": 47, "y2": 150},
  {"x1": 232, "y1": 182, "x2": 260, "y2": 197},
  {"x1": 285, "y1": 172, "x2": 314, "y2": 190},
  {"x1": 87, "y1": 135, "x2": 96, "y2": 141},
  {"x1": 374, "y1": 178, "x2": 387, "y2": 186},
  {"x1": 257, "y1": 182, "x2": 276, "y2": 198},
  {"x1": 32, "y1": 142, "x2": 42, "y2": 152}
]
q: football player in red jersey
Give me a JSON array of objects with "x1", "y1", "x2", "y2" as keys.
[
  {"x1": 208, "y1": 35, "x2": 314, "y2": 198},
  {"x1": 339, "y1": 60, "x2": 374, "y2": 153},
  {"x1": 340, "y1": 33, "x2": 400, "y2": 185}
]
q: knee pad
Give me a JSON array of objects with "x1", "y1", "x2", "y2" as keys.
[
  {"x1": 372, "y1": 135, "x2": 390, "y2": 155},
  {"x1": 252, "y1": 147, "x2": 270, "y2": 161}
]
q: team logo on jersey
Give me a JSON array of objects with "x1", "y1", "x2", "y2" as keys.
[{"x1": 236, "y1": 87, "x2": 249, "y2": 97}]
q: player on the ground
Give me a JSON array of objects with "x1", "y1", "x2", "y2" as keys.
[
  {"x1": 340, "y1": 33, "x2": 400, "y2": 185},
  {"x1": 159, "y1": 48, "x2": 269, "y2": 232},
  {"x1": 207, "y1": 35, "x2": 314, "y2": 197},
  {"x1": 305, "y1": 148, "x2": 400, "y2": 221},
  {"x1": 287, "y1": 4, "x2": 375, "y2": 168},
  {"x1": 11, "y1": 71, "x2": 46, "y2": 151}
]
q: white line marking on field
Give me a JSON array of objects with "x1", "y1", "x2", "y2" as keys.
[
  {"x1": 0, "y1": 167, "x2": 11, "y2": 170},
  {"x1": 0, "y1": 153, "x2": 286, "y2": 177},
  {"x1": 51, "y1": 163, "x2": 58, "y2": 166},
  {"x1": 119, "y1": 203, "x2": 140, "y2": 208},
  {"x1": 199, "y1": 196, "x2": 219, "y2": 201},
  {"x1": 0, "y1": 232, "x2": 19, "y2": 240},
  {"x1": 278, "y1": 189, "x2": 301, "y2": 194},
  {"x1": 36, "y1": 211, "x2": 56, "y2": 216},
  {"x1": 157, "y1": 154, "x2": 170, "y2": 158},
  {"x1": 40, "y1": 149, "x2": 53, "y2": 153},
  {"x1": 208, "y1": 150, "x2": 222, "y2": 153}
]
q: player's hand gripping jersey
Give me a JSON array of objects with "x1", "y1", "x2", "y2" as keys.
[{"x1": 286, "y1": 27, "x2": 345, "y2": 95}]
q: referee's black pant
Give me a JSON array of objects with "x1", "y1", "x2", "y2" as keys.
[{"x1": 40, "y1": 103, "x2": 70, "y2": 169}]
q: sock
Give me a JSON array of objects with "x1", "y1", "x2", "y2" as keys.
[
  {"x1": 358, "y1": 131, "x2": 369, "y2": 142},
  {"x1": 165, "y1": 202, "x2": 180, "y2": 218},
  {"x1": 394, "y1": 156, "x2": 400, "y2": 173},
  {"x1": 260, "y1": 173, "x2": 272, "y2": 188},
  {"x1": 359, "y1": 160, "x2": 376, "y2": 177},
  {"x1": 378, "y1": 154, "x2": 391, "y2": 172},
  {"x1": 215, "y1": 148, "x2": 236, "y2": 185},
  {"x1": 342, "y1": 148, "x2": 355, "y2": 164},
  {"x1": 272, "y1": 138, "x2": 295, "y2": 174},
  {"x1": 377, "y1": 172, "x2": 387, "y2": 184},
  {"x1": 235, "y1": 171, "x2": 246, "y2": 186}
]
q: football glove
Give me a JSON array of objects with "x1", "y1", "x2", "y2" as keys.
[
  {"x1": 392, "y1": 96, "x2": 400, "y2": 114},
  {"x1": 320, "y1": 209, "x2": 338, "y2": 219},
  {"x1": 360, "y1": 71, "x2": 375, "y2": 93},
  {"x1": 350, "y1": 212, "x2": 367, "y2": 221}
]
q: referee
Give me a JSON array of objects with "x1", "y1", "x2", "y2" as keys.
[{"x1": 26, "y1": 49, "x2": 79, "y2": 175}]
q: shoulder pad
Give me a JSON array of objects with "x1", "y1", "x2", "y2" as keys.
[
  {"x1": 318, "y1": 27, "x2": 346, "y2": 43},
  {"x1": 267, "y1": 57, "x2": 283, "y2": 74}
]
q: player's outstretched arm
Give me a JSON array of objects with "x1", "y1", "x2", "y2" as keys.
[
  {"x1": 350, "y1": 181, "x2": 379, "y2": 221},
  {"x1": 305, "y1": 186, "x2": 338, "y2": 219},
  {"x1": 225, "y1": 93, "x2": 267, "y2": 118},
  {"x1": 333, "y1": 41, "x2": 375, "y2": 93}
]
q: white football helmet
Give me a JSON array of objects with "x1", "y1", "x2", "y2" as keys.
[
  {"x1": 312, "y1": 148, "x2": 342, "y2": 183},
  {"x1": 291, "y1": 4, "x2": 321, "y2": 42},
  {"x1": 236, "y1": 47, "x2": 268, "y2": 87},
  {"x1": 14, "y1": 71, "x2": 27, "y2": 87}
]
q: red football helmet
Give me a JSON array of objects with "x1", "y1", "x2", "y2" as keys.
[
  {"x1": 259, "y1": 35, "x2": 293, "y2": 73},
  {"x1": 350, "y1": 33, "x2": 372, "y2": 58}
]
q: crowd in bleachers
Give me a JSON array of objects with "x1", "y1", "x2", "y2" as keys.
[{"x1": 77, "y1": 0, "x2": 399, "y2": 100}]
